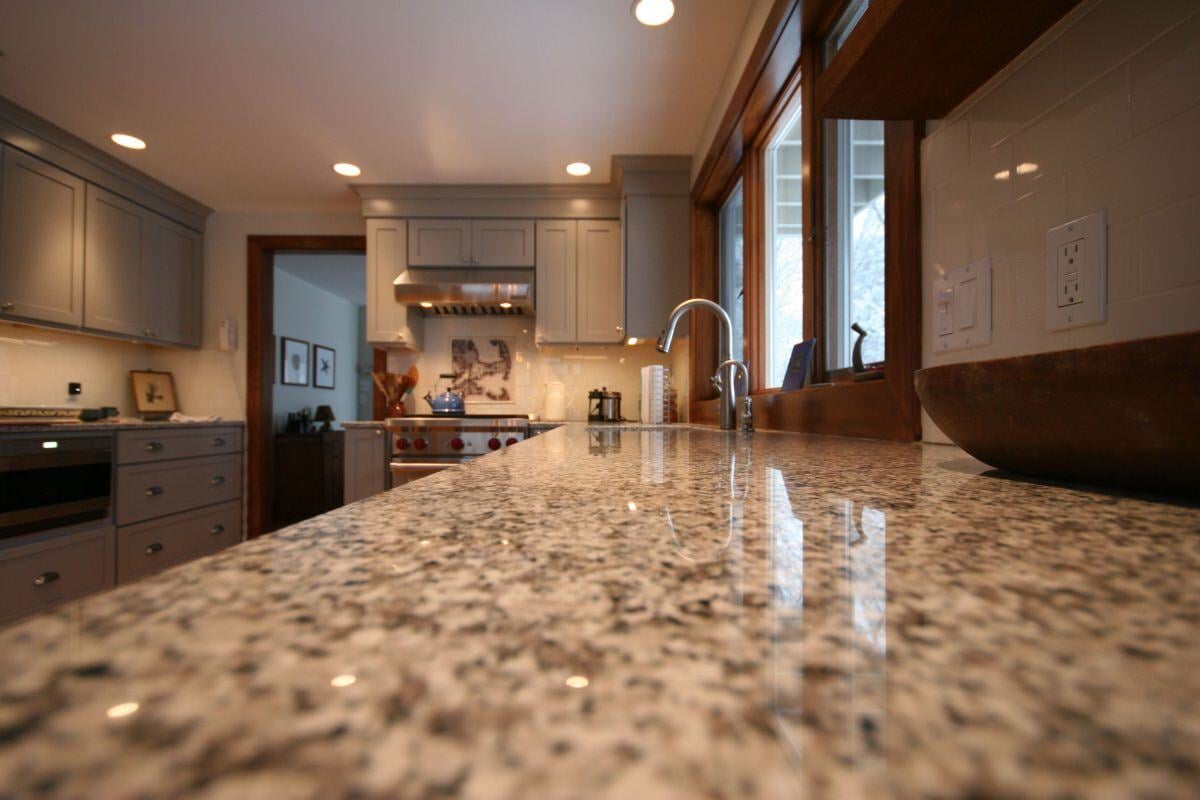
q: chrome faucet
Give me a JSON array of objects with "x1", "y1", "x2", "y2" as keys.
[
  {"x1": 656, "y1": 298, "x2": 749, "y2": 432},
  {"x1": 719, "y1": 359, "x2": 754, "y2": 433}
]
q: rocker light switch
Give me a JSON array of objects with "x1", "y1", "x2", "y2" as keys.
[
  {"x1": 933, "y1": 258, "x2": 991, "y2": 352},
  {"x1": 936, "y1": 288, "x2": 955, "y2": 336}
]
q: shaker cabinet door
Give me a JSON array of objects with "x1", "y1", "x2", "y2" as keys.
[
  {"x1": 0, "y1": 146, "x2": 86, "y2": 327},
  {"x1": 406, "y1": 219, "x2": 472, "y2": 266},
  {"x1": 84, "y1": 185, "x2": 147, "y2": 338},
  {"x1": 472, "y1": 220, "x2": 535, "y2": 266},
  {"x1": 576, "y1": 220, "x2": 624, "y2": 344},
  {"x1": 145, "y1": 214, "x2": 203, "y2": 347},
  {"x1": 535, "y1": 220, "x2": 577, "y2": 344},
  {"x1": 366, "y1": 218, "x2": 423, "y2": 349},
  {"x1": 343, "y1": 427, "x2": 387, "y2": 503}
]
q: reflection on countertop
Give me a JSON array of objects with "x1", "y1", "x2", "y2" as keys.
[{"x1": 0, "y1": 425, "x2": 1197, "y2": 798}]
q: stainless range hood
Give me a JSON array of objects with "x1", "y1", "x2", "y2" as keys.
[{"x1": 393, "y1": 267, "x2": 534, "y2": 316}]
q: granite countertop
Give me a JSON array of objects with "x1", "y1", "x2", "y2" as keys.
[
  {"x1": 1, "y1": 425, "x2": 1197, "y2": 798},
  {"x1": 0, "y1": 419, "x2": 243, "y2": 434}
]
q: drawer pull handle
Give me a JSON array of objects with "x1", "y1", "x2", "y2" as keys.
[
  {"x1": 211, "y1": 437, "x2": 225, "y2": 447},
  {"x1": 145, "y1": 486, "x2": 165, "y2": 497},
  {"x1": 33, "y1": 571, "x2": 60, "y2": 586},
  {"x1": 145, "y1": 442, "x2": 164, "y2": 452},
  {"x1": 210, "y1": 523, "x2": 225, "y2": 535},
  {"x1": 144, "y1": 543, "x2": 163, "y2": 555},
  {"x1": 1, "y1": 302, "x2": 14, "y2": 311},
  {"x1": 211, "y1": 476, "x2": 226, "y2": 486}
]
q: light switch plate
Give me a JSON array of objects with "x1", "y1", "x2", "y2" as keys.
[
  {"x1": 933, "y1": 257, "x2": 992, "y2": 352},
  {"x1": 1046, "y1": 210, "x2": 1106, "y2": 331}
]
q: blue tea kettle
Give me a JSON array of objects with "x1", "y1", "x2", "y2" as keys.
[{"x1": 424, "y1": 373, "x2": 465, "y2": 415}]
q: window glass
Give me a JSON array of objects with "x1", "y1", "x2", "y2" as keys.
[
  {"x1": 719, "y1": 182, "x2": 745, "y2": 364},
  {"x1": 826, "y1": 118, "x2": 885, "y2": 369},
  {"x1": 825, "y1": 0, "x2": 871, "y2": 63},
  {"x1": 764, "y1": 104, "x2": 805, "y2": 388}
]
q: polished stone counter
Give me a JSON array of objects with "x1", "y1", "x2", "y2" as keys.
[{"x1": 0, "y1": 425, "x2": 1197, "y2": 799}]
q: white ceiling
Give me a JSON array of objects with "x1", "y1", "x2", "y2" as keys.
[
  {"x1": 0, "y1": 0, "x2": 752, "y2": 212},
  {"x1": 276, "y1": 253, "x2": 366, "y2": 306}
]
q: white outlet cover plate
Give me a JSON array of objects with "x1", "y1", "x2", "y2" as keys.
[
  {"x1": 1046, "y1": 210, "x2": 1106, "y2": 331},
  {"x1": 933, "y1": 257, "x2": 992, "y2": 352}
]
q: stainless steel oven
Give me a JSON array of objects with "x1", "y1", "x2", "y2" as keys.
[
  {"x1": 386, "y1": 416, "x2": 529, "y2": 488},
  {"x1": 0, "y1": 433, "x2": 113, "y2": 540}
]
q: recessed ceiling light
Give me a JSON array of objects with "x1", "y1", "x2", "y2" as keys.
[
  {"x1": 419, "y1": 301, "x2": 433, "y2": 309},
  {"x1": 633, "y1": 0, "x2": 675, "y2": 26},
  {"x1": 332, "y1": 162, "x2": 362, "y2": 177},
  {"x1": 565, "y1": 162, "x2": 591, "y2": 177},
  {"x1": 499, "y1": 301, "x2": 513, "y2": 309},
  {"x1": 110, "y1": 133, "x2": 146, "y2": 150}
]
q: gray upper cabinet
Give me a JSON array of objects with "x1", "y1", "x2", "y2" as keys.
[
  {"x1": 0, "y1": 146, "x2": 86, "y2": 327},
  {"x1": 83, "y1": 184, "x2": 203, "y2": 347},
  {"x1": 622, "y1": 194, "x2": 690, "y2": 341},
  {"x1": 472, "y1": 220, "x2": 535, "y2": 266},
  {"x1": 535, "y1": 220, "x2": 577, "y2": 345},
  {"x1": 366, "y1": 218, "x2": 423, "y2": 349},
  {"x1": 408, "y1": 219, "x2": 535, "y2": 266},
  {"x1": 576, "y1": 220, "x2": 624, "y2": 344},
  {"x1": 144, "y1": 214, "x2": 202, "y2": 347},
  {"x1": 407, "y1": 220, "x2": 472, "y2": 266},
  {"x1": 84, "y1": 185, "x2": 146, "y2": 337}
]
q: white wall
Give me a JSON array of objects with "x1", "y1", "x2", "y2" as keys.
[
  {"x1": 921, "y1": 0, "x2": 1200, "y2": 442},
  {"x1": 272, "y1": 265, "x2": 361, "y2": 430},
  {"x1": 387, "y1": 316, "x2": 690, "y2": 422},
  {"x1": 691, "y1": 0, "x2": 775, "y2": 187}
]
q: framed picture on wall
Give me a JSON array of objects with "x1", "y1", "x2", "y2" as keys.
[
  {"x1": 313, "y1": 345, "x2": 336, "y2": 389},
  {"x1": 281, "y1": 337, "x2": 310, "y2": 386},
  {"x1": 130, "y1": 370, "x2": 179, "y2": 415}
]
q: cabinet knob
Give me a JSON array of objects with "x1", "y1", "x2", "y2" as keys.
[
  {"x1": 145, "y1": 441, "x2": 164, "y2": 452},
  {"x1": 211, "y1": 437, "x2": 225, "y2": 447},
  {"x1": 210, "y1": 523, "x2": 225, "y2": 535},
  {"x1": 145, "y1": 486, "x2": 165, "y2": 496},
  {"x1": 616, "y1": 325, "x2": 623, "y2": 331},
  {"x1": 374, "y1": 429, "x2": 383, "y2": 437},
  {"x1": 33, "y1": 571, "x2": 60, "y2": 586},
  {"x1": 144, "y1": 543, "x2": 163, "y2": 555},
  {"x1": 395, "y1": 332, "x2": 406, "y2": 341},
  {"x1": 211, "y1": 476, "x2": 226, "y2": 486},
  {"x1": 143, "y1": 328, "x2": 153, "y2": 336},
  {"x1": 1, "y1": 302, "x2": 14, "y2": 311}
]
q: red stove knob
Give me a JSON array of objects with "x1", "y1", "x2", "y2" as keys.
[
  {"x1": 395, "y1": 437, "x2": 410, "y2": 451},
  {"x1": 414, "y1": 437, "x2": 428, "y2": 450},
  {"x1": 505, "y1": 437, "x2": 519, "y2": 447},
  {"x1": 488, "y1": 437, "x2": 502, "y2": 451},
  {"x1": 450, "y1": 437, "x2": 465, "y2": 451}
]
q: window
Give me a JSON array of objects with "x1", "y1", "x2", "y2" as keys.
[
  {"x1": 825, "y1": 118, "x2": 885, "y2": 369},
  {"x1": 719, "y1": 181, "x2": 745, "y2": 364},
  {"x1": 764, "y1": 102, "x2": 805, "y2": 388},
  {"x1": 825, "y1": 0, "x2": 871, "y2": 61}
]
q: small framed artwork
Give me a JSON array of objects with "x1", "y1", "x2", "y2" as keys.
[
  {"x1": 281, "y1": 337, "x2": 310, "y2": 386},
  {"x1": 130, "y1": 370, "x2": 179, "y2": 416},
  {"x1": 781, "y1": 339, "x2": 817, "y2": 391},
  {"x1": 313, "y1": 345, "x2": 336, "y2": 389}
]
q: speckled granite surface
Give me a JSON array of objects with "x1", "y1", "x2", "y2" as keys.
[{"x1": 0, "y1": 425, "x2": 1197, "y2": 799}]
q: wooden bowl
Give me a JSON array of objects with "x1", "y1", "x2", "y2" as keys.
[{"x1": 915, "y1": 331, "x2": 1200, "y2": 496}]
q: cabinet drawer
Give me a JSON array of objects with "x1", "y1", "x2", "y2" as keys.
[
  {"x1": 116, "y1": 454, "x2": 241, "y2": 525},
  {"x1": 0, "y1": 525, "x2": 114, "y2": 623},
  {"x1": 117, "y1": 501, "x2": 241, "y2": 583},
  {"x1": 116, "y1": 426, "x2": 242, "y2": 465}
]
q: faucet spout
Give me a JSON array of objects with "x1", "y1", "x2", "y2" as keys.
[{"x1": 657, "y1": 298, "x2": 742, "y2": 430}]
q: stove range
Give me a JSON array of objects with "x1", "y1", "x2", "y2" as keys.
[{"x1": 385, "y1": 414, "x2": 530, "y2": 487}]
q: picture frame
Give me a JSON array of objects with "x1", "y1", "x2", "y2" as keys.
[
  {"x1": 130, "y1": 370, "x2": 179, "y2": 415},
  {"x1": 280, "y1": 337, "x2": 310, "y2": 386},
  {"x1": 313, "y1": 344, "x2": 336, "y2": 389}
]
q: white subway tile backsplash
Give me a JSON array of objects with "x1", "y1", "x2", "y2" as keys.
[
  {"x1": 1138, "y1": 195, "x2": 1200, "y2": 294},
  {"x1": 922, "y1": 0, "x2": 1200, "y2": 443}
]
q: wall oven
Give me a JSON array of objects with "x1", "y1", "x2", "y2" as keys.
[{"x1": 0, "y1": 434, "x2": 113, "y2": 540}]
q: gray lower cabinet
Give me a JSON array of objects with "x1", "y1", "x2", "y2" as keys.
[
  {"x1": 117, "y1": 425, "x2": 242, "y2": 464},
  {"x1": 0, "y1": 145, "x2": 86, "y2": 328},
  {"x1": 117, "y1": 501, "x2": 241, "y2": 582},
  {"x1": 0, "y1": 523, "x2": 115, "y2": 625},
  {"x1": 344, "y1": 426, "x2": 388, "y2": 503},
  {"x1": 116, "y1": 453, "x2": 242, "y2": 526}
]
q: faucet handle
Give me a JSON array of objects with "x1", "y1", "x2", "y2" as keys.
[{"x1": 740, "y1": 396, "x2": 754, "y2": 433}]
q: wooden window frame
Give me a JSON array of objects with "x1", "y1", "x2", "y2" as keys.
[{"x1": 689, "y1": 0, "x2": 921, "y2": 440}]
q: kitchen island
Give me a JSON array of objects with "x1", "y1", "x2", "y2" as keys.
[{"x1": 0, "y1": 424, "x2": 1197, "y2": 798}]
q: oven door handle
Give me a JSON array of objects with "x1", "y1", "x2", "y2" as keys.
[{"x1": 388, "y1": 462, "x2": 459, "y2": 472}]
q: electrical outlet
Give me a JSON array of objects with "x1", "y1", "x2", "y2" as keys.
[
  {"x1": 933, "y1": 257, "x2": 991, "y2": 352},
  {"x1": 1046, "y1": 211, "x2": 1105, "y2": 330}
]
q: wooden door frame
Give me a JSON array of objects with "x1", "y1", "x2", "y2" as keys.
[{"x1": 246, "y1": 234, "x2": 366, "y2": 539}]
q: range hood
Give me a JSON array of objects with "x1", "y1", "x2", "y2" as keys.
[{"x1": 393, "y1": 267, "x2": 534, "y2": 316}]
